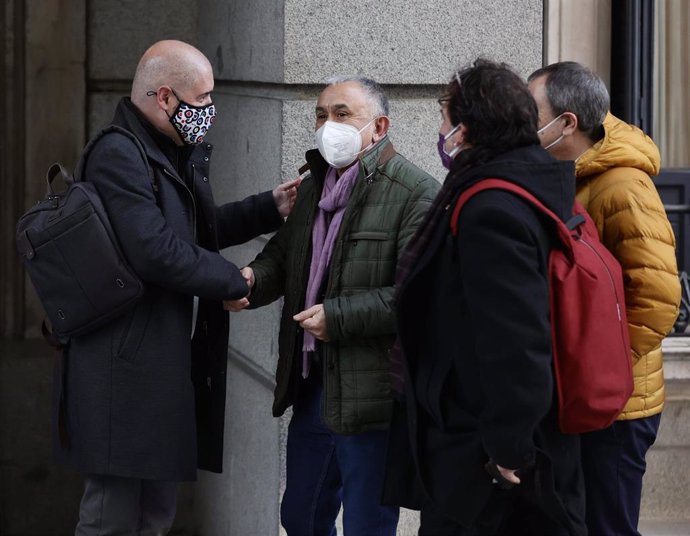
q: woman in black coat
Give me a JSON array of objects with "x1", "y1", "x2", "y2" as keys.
[{"x1": 384, "y1": 60, "x2": 587, "y2": 536}]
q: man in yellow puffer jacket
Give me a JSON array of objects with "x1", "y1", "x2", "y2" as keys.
[{"x1": 528, "y1": 61, "x2": 681, "y2": 536}]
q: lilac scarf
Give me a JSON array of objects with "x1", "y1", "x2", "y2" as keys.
[{"x1": 302, "y1": 163, "x2": 360, "y2": 378}]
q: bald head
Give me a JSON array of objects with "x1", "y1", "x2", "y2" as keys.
[
  {"x1": 131, "y1": 40, "x2": 212, "y2": 105},
  {"x1": 130, "y1": 40, "x2": 215, "y2": 145}
]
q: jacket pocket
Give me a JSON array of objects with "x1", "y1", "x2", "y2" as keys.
[
  {"x1": 416, "y1": 350, "x2": 453, "y2": 431},
  {"x1": 347, "y1": 231, "x2": 389, "y2": 241},
  {"x1": 113, "y1": 298, "x2": 152, "y2": 363},
  {"x1": 345, "y1": 231, "x2": 393, "y2": 272}
]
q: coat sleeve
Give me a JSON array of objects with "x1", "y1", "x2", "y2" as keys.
[
  {"x1": 215, "y1": 191, "x2": 283, "y2": 249},
  {"x1": 458, "y1": 194, "x2": 553, "y2": 470},
  {"x1": 323, "y1": 177, "x2": 439, "y2": 341},
  {"x1": 246, "y1": 229, "x2": 289, "y2": 307},
  {"x1": 86, "y1": 133, "x2": 249, "y2": 301},
  {"x1": 247, "y1": 182, "x2": 315, "y2": 307},
  {"x1": 592, "y1": 174, "x2": 681, "y2": 360}
]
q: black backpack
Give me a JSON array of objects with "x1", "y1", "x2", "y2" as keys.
[{"x1": 16, "y1": 126, "x2": 154, "y2": 339}]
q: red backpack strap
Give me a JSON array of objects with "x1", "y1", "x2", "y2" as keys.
[{"x1": 450, "y1": 178, "x2": 565, "y2": 236}]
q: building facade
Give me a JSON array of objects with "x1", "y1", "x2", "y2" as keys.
[{"x1": 1, "y1": 1, "x2": 688, "y2": 534}]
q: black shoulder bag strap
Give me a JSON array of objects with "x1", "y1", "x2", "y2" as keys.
[{"x1": 74, "y1": 124, "x2": 156, "y2": 191}]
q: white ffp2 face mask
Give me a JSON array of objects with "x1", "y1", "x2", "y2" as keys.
[
  {"x1": 315, "y1": 119, "x2": 376, "y2": 169},
  {"x1": 537, "y1": 113, "x2": 565, "y2": 151}
]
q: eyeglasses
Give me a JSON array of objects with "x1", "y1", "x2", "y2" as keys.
[{"x1": 438, "y1": 71, "x2": 464, "y2": 111}]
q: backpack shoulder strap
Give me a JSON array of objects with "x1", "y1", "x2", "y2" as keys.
[
  {"x1": 74, "y1": 125, "x2": 155, "y2": 190},
  {"x1": 449, "y1": 178, "x2": 571, "y2": 236}
]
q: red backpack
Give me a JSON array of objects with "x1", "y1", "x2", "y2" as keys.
[{"x1": 450, "y1": 178, "x2": 633, "y2": 434}]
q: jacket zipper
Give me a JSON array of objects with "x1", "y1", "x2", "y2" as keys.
[
  {"x1": 299, "y1": 180, "x2": 334, "y2": 425},
  {"x1": 577, "y1": 236, "x2": 628, "y2": 346},
  {"x1": 162, "y1": 167, "x2": 197, "y2": 242},
  {"x1": 318, "y1": 172, "x2": 371, "y2": 428}
]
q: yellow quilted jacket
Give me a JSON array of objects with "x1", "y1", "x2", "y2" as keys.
[{"x1": 575, "y1": 113, "x2": 681, "y2": 420}]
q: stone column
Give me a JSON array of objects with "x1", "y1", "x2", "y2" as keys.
[
  {"x1": 1, "y1": 3, "x2": 87, "y2": 338},
  {"x1": 544, "y1": 0, "x2": 611, "y2": 85},
  {"x1": 194, "y1": 1, "x2": 543, "y2": 534},
  {"x1": 20, "y1": 0, "x2": 88, "y2": 338},
  {"x1": 0, "y1": 0, "x2": 26, "y2": 338},
  {"x1": 1, "y1": 2, "x2": 87, "y2": 533}
]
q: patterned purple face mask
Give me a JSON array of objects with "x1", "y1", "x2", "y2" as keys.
[{"x1": 167, "y1": 89, "x2": 216, "y2": 145}]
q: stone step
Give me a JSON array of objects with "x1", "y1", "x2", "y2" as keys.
[
  {"x1": 638, "y1": 519, "x2": 690, "y2": 536},
  {"x1": 662, "y1": 337, "x2": 690, "y2": 379},
  {"x1": 640, "y1": 380, "x2": 690, "y2": 520}
]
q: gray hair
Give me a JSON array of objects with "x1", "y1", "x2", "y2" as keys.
[
  {"x1": 324, "y1": 75, "x2": 390, "y2": 117},
  {"x1": 528, "y1": 61, "x2": 609, "y2": 140}
]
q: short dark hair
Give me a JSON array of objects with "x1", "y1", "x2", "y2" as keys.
[
  {"x1": 528, "y1": 61, "x2": 609, "y2": 141},
  {"x1": 445, "y1": 59, "x2": 539, "y2": 162}
]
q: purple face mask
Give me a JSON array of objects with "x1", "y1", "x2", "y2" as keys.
[
  {"x1": 437, "y1": 133, "x2": 454, "y2": 170},
  {"x1": 437, "y1": 124, "x2": 461, "y2": 170}
]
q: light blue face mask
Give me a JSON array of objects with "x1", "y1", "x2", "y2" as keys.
[{"x1": 537, "y1": 113, "x2": 565, "y2": 150}]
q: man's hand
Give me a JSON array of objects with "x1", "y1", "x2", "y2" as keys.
[
  {"x1": 496, "y1": 465, "x2": 521, "y2": 485},
  {"x1": 293, "y1": 304, "x2": 330, "y2": 341},
  {"x1": 223, "y1": 267, "x2": 255, "y2": 312},
  {"x1": 224, "y1": 297, "x2": 249, "y2": 312},
  {"x1": 241, "y1": 266, "x2": 255, "y2": 288},
  {"x1": 273, "y1": 178, "x2": 302, "y2": 218},
  {"x1": 484, "y1": 460, "x2": 521, "y2": 489}
]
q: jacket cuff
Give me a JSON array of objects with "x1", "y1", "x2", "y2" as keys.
[
  {"x1": 322, "y1": 298, "x2": 342, "y2": 341},
  {"x1": 258, "y1": 190, "x2": 284, "y2": 230}
]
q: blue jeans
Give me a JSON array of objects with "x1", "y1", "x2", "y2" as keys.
[
  {"x1": 581, "y1": 414, "x2": 661, "y2": 536},
  {"x1": 280, "y1": 374, "x2": 399, "y2": 536}
]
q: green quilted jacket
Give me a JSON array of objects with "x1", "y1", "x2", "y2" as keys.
[{"x1": 248, "y1": 137, "x2": 439, "y2": 433}]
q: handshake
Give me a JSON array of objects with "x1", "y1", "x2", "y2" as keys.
[
  {"x1": 223, "y1": 267, "x2": 255, "y2": 312},
  {"x1": 223, "y1": 268, "x2": 330, "y2": 342},
  {"x1": 223, "y1": 176, "x2": 301, "y2": 313}
]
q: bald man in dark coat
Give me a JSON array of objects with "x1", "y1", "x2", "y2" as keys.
[{"x1": 57, "y1": 40, "x2": 299, "y2": 535}]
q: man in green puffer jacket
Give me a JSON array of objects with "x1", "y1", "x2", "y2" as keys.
[{"x1": 225, "y1": 76, "x2": 438, "y2": 535}]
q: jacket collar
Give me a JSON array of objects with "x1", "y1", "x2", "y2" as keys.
[
  {"x1": 449, "y1": 144, "x2": 576, "y2": 223},
  {"x1": 360, "y1": 135, "x2": 397, "y2": 179},
  {"x1": 302, "y1": 136, "x2": 397, "y2": 186},
  {"x1": 575, "y1": 112, "x2": 660, "y2": 179},
  {"x1": 111, "y1": 98, "x2": 212, "y2": 181}
]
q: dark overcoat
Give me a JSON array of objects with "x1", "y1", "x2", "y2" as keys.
[
  {"x1": 384, "y1": 145, "x2": 587, "y2": 535},
  {"x1": 54, "y1": 98, "x2": 282, "y2": 481}
]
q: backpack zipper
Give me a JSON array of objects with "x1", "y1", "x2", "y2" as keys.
[{"x1": 577, "y1": 236, "x2": 627, "y2": 328}]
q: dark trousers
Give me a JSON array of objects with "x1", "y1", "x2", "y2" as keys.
[
  {"x1": 581, "y1": 413, "x2": 661, "y2": 536},
  {"x1": 280, "y1": 374, "x2": 400, "y2": 536},
  {"x1": 75, "y1": 474, "x2": 178, "y2": 536},
  {"x1": 418, "y1": 491, "x2": 571, "y2": 536}
]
